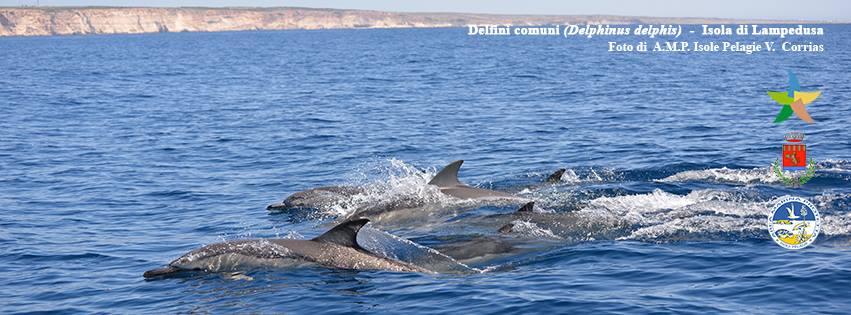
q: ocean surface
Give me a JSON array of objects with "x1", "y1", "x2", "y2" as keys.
[{"x1": 2, "y1": 26, "x2": 850, "y2": 314}]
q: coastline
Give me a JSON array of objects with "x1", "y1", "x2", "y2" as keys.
[{"x1": 0, "y1": 6, "x2": 838, "y2": 37}]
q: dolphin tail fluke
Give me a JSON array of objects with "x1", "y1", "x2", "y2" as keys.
[
  {"x1": 546, "y1": 169, "x2": 566, "y2": 183},
  {"x1": 428, "y1": 160, "x2": 464, "y2": 187},
  {"x1": 143, "y1": 266, "x2": 182, "y2": 279},
  {"x1": 312, "y1": 218, "x2": 370, "y2": 250}
]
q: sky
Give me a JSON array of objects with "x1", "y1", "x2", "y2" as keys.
[{"x1": 2, "y1": 0, "x2": 849, "y2": 21}]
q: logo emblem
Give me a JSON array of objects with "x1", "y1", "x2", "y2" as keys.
[
  {"x1": 772, "y1": 132, "x2": 816, "y2": 187},
  {"x1": 782, "y1": 131, "x2": 806, "y2": 171},
  {"x1": 768, "y1": 196, "x2": 820, "y2": 249},
  {"x1": 767, "y1": 72, "x2": 821, "y2": 124}
]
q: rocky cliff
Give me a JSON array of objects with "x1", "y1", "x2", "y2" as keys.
[{"x1": 0, "y1": 7, "x2": 806, "y2": 37}]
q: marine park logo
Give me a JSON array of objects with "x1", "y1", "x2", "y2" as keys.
[
  {"x1": 768, "y1": 196, "x2": 820, "y2": 249},
  {"x1": 767, "y1": 71, "x2": 821, "y2": 124},
  {"x1": 771, "y1": 131, "x2": 816, "y2": 187}
]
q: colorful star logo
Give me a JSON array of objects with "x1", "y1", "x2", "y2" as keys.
[{"x1": 767, "y1": 72, "x2": 821, "y2": 124}]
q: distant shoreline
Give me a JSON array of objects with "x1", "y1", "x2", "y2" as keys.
[{"x1": 0, "y1": 6, "x2": 843, "y2": 37}]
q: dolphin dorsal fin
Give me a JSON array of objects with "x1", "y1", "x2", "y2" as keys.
[
  {"x1": 312, "y1": 218, "x2": 370, "y2": 249},
  {"x1": 517, "y1": 202, "x2": 535, "y2": 213},
  {"x1": 428, "y1": 160, "x2": 464, "y2": 187},
  {"x1": 546, "y1": 169, "x2": 566, "y2": 183}
]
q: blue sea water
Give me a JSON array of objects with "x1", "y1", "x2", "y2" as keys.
[{"x1": 1, "y1": 26, "x2": 850, "y2": 314}]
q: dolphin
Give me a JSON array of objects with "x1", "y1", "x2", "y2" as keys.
[
  {"x1": 425, "y1": 160, "x2": 526, "y2": 201},
  {"x1": 267, "y1": 160, "x2": 557, "y2": 214},
  {"x1": 367, "y1": 162, "x2": 572, "y2": 230},
  {"x1": 143, "y1": 219, "x2": 433, "y2": 279},
  {"x1": 458, "y1": 202, "x2": 631, "y2": 241},
  {"x1": 426, "y1": 234, "x2": 546, "y2": 265},
  {"x1": 266, "y1": 185, "x2": 365, "y2": 212},
  {"x1": 546, "y1": 168, "x2": 567, "y2": 184},
  {"x1": 344, "y1": 160, "x2": 536, "y2": 223}
]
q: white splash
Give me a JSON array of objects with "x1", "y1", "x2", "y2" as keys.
[
  {"x1": 507, "y1": 220, "x2": 562, "y2": 239},
  {"x1": 821, "y1": 214, "x2": 851, "y2": 236},
  {"x1": 548, "y1": 167, "x2": 620, "y2": 184},
  {"x1": 818, "y1": 159, "x2": 851, "y2": 173},
  {"x1": 578, "y1": 189, "x2": 851, "y2": 242},
  {"x1": 318, "y1": 158, "x2": 462, "y2": 219},
  {"x1": 618, "y1": 216, "x2": 765, "y2": 242},
  {"x1": 588, "y1": 189, "x2": 705, "y2": 214},
  {"x1": 658, "y1": 167, "x2": 780, "y2": 184},
  {"x1": 279, "y1": 230, "x2": 304, "y2": 239}
]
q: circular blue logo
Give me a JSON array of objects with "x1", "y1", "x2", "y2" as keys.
[{"x1": 768, "y1": 196, "x2": 820, "y2": 249}]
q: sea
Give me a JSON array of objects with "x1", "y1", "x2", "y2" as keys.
[{"x1": 1, "y1": 25, "x2": 850, "y2": 314}]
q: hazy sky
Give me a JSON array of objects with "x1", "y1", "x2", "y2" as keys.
[{"x1": 2, "y1": 0, "x2": 849, "y2": 21}]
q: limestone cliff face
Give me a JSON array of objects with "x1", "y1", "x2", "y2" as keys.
[
  {"x1": 0, "y1": 7, "x2": 801, "y2": 37},
  {"x1": 0, "y1": 7, "x2": 442, "y2": 36}
]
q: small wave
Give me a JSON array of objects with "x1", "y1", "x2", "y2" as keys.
[
  {"x1": 818, "y1": 159, "x2": 851, "y2": 173},
  {"x1": 658, "y1": 167, "x2": 779, "y2": 184},
  {"x1": 622, "y1": 212, "x2": 851, "y2": 242},
  {"x1": 584, "y1": 189, "x2": 758, "y2": 239},
  {"x1": 12, "y1": 252, "x2": 115, "y2": 262},
  {"x1": 821, "y1": 214, "x2": 851, "y2": 236},
  {"x1": 659, "y1": 160, "x2": 851, "y2": 185},
  {"x1": 617, "y1": 216, "x2": 766, "y2": 242},
  {"x1": 813, "y1": 193, "x2": 851, "y2": 214},
  {"x1": 586, "y1": 189, "x2": 746, "y2": 215}
]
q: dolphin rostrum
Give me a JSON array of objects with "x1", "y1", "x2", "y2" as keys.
[{"x1": 143, "y1": 219, "x2": 432, "y2": 279}]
